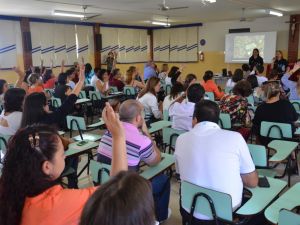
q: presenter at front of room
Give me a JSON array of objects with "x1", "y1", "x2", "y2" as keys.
[
  {"x1": 271, "y1": 50, "x2": 288, "y2": 78},
  {"x1": 249, "y1": 48, "x2": 264, "y2": 71}
]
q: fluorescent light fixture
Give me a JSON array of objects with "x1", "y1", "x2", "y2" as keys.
[
  {"x1": 268, "y1": 10, "x2": 283, "y2": 17},
  {"x1": 53, "y1": 10, "x2": 85, "y2": 18},
  {"x1": 152, "y1": 21, "x2": 170, "y2": 26},
  {"x1": 205, "y1": 0, "x2": 216, "y2": 3}
]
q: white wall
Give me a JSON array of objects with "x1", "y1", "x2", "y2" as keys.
[{"x1": 199, "y1": 16, "x2": 290, "y2": 52}]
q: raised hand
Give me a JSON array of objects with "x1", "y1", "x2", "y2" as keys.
[{"x1": 102, "y1": 102, "x2": 124, "y2": 138}]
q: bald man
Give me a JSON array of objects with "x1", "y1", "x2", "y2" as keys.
[{"x1": 97, "y1": 99, "x2": 170, "y2": 222}]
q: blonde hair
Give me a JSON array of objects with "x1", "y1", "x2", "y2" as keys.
[
  {"x1": 263, "y1": 82, "x2": 281, "y2": 100},
  {"x1": 125, "y1": 66, "x2": 136, "y2": 85}
]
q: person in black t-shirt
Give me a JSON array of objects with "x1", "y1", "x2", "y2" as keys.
[
  {"x1": 271, "y1": 50, "x2": 288, "y2": 78},
  {"x1": 249, "y1": 48, "x2": 264, "y2": 71},
  {"x1": 252, "y1": 81, "x2": 298, "y2": 146}
]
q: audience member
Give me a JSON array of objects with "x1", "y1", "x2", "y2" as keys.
[
  {"x1": 281, "y1": 60, "x2": 300, "y2": 100},
  {"x1": 163, "y1": 82, "x2": 184, "y2": 111},
  {"x1": 85, "y1": 63, "x2": 94, "y2": 85},
  {"x1": 183, "y1": 74, "x2": 197, "y2": 91},
  {"x1": 158, "y1": 64, "x2": 169, "y2": 83},
  {"x1": 246, "y1": 75, "x2": 262, "y2": 103},
  {"x1": 144, "y1": 60, "x2": 157, "y2": 81},
  {"x1": 98, "y1": 99, "x2": 170, "y2": 222},
  {"x1": 226, "y1": 68, "x2": 243, "y2": 89},
  {"x1": 169, "y1": 83, "x2": 205, "y2": 131},
  {"x1": 253, "y1": 81, "x2": 298, "y2": 145},
  {"x1": 0, "y1": 88, "x2": 26, "y2": 135},
  {"x1": 201, "y1": 70, "x2": 224, "y2": 100},
  {"x1": 255, "y1": 65, "x2": 268, "y2": 86},
  {"x1": 0, "y1": 79, "x2": 8, "y2": 105},
  {"x1": 53, "y1": 73, "x2": 71, "y2": 102},
  {"x1": 42, "y1": 69, "x2": 56, "y2": 89},
  {"x1": 66, "y1": 68, "x2": 76, "y2": 89},
  {"x1": 125, "y1": 66, "x2": 145, "y2": 91},
  {"x1": 80, "y1": 171, "x2": 156, "y2": 225},
  {"x1": 109, "y1": 68, "x2": 125, "y2": 91},
  {"x1": 91, "y1": 68, "x2": 110, "y2": 95},
  {"x1": 27, "y1": 73, "x2": 44, "y2": 94},
  {"x1": 220, "y1": 80, "x2": 252, "y2": 126},
  {"x1": 175, "y1": 100, "x2": 258, "y2": 223},
  {"x1": 0, "y1": 102, "x2": 127, "y2": 225},
  {"x1": 138, "y1": 77, "x2": 162, "y2": 124},
  {"x1": 166, "y1": 66, "x2": 183, "y2": 85},
  {"x1": 242, "y1": 64, "x2": 251, "y2": 79}
]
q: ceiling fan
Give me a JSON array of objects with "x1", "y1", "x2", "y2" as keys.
[
  {"x1": 239, "y1": 8, "x2": 254, "y2": 22},
  {"x1": 158, "y1": 0, "x2": 189, "y2": 11},
  {"x1": 80, "y1": 5, "x2": 101, "y2": 21}
]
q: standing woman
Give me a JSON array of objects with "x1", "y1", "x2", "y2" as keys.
[
  {"x1": 271, "y1": 50, "x2": 288, "y2": 78},
  {"x1": 249, "y1": 48, "x2": 264, "y2": 71},
  {"x1": 138, "y1": 77, "x2": 162, "y2": 124}
]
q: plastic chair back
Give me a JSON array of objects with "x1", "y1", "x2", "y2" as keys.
[
  {"x1": 51, "y1": 97, "x2": 62, "y2": 108},
  {"x1": 291, "y1": 100, "x2": 300, "y2": 112},
  {"x1": 89, "y1": 91, "x2": 101, "y2": 101},
  {"x1": 90, "y1": 160, "x2": 111, "y2": 185},
  {"x1": 219, "y1": 113, "x2": 231, "y2": 129},
  {"x1": 66, "y1": 116, "x2": 87, "y2": 131},
  {"x1": 247, "y1": 95, "x2": 255, "y2": 106},
  {"x1": 123, "y1": 86, "x2": 136, "y2": 96},
  {"x1": 205, "y1": 92, "x2": 215, "y2": 101},
  {"x1": 260, "y1": 121, "x2": 292, "y2": 139},
  {"x1": 247, "y1": 144, "x2": 267, "y2": 167},
  {"x1": 109, "y1": 86, "x2": 118, "y2": 93},
  {"x1": 181, "y1": 181, "x2": 233, "y2": 222},
  {"x1": 278, "y1": 209, "x2": 300, "y2": 225},
  {"x1": 164, "y1": 84, "x2": 172, "y2": 96},
  {"x1": 79, "y1": 91, "x2": 87, "y2": 99}
]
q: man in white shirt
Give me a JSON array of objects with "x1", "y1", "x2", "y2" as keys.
[
  {"x1": 175, "y1": 100, "x2": 258, "y2": 222},
  {"x1": 255, "y1": 65, "x2": 268, "y2": 86},
  {"x1": 169, "y1": 83, "x2": 205, "y2": 131}
]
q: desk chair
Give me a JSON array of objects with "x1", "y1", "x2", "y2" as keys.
[
  {"x1": 79, "y1": 90, "x2": 87, "y2": 99},
  {"x1": 44, "y1": 89, "x2": 54, "y2": 98},
  {"x1": 205, "y1": 92, "x2": 215, "y2": 101},
  {"x1": 225, "y1": 87, "x2": 232, "y2": 94},
  {"x1": 51, "y1": 97, "x2": 62, "y2": 108},
  {"x1": 164, "y1": 84, "x2": 172, "y2": 96},
  {"x1": 123, "y1": 86, "x2": 136, "y2": 99},
  {"x1": 88, "y1": 91, "x2": 102, "y2": 121},
  {"x1": 181, "y1": 181, "x2": 245, "y2": 225},
  {"x1": 247, "y1": 144, "x2": 276, "y2": 178},
  {"x1": 163, "y1": 110, "x2": 170, "y2": 121},
  {"x1": 90, "y1": 160, "x2": 111, "y2": 185},
  {"x1": 278, "y1": 209, "x2": 300, "y2": 225},
  {"x1": 66, "y1": 115, "x2": 102, "y2": 142},
  {"x1": 246, "y1": 95, "x2": 255, "y2": 106},
  {"x1": 291, "y1": 100, "x2": 300, "y2": 112},
  {"x1": 162, "y1": 127, "x2": 185, "y2": 154},
  {"x1": 0, "y1": 135, "x2": 9, "y2": 164},
  {"x1": 219, "y1": 113, "x2": 231, "y2": 130}
]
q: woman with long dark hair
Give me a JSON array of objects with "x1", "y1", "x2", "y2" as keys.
[
  {"x1": 0, "y1": 103, "x2": 127, "y2": 225},
  {"x1": 138, "y1": 77, "x2": 162, "y2": 123},
  {"x1": 249, "y1": 48, "x2": 264, "y2": 71}
]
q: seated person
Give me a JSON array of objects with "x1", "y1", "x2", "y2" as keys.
[
  {"x1": 163, "y1": 82, "x2": 184, "y2": 111},
  {"x1": 0, "y1": 79, "x2": 8, "y2": 105},
  {"x1": 158, "y1": 63, "x2": 169, "y2": 84},
  {"x1": 53, "y1": 73, "x2": 71, "y2": 102},
  {"x1": 109, "y1": 68, "x2": 125, "y2": 91},
  {"x1": 253, "y1": 81, "x2": 298, "y2": 146},
  {"x1": 0, "y1": 88, "x2": 26, "y2": 136},
  {"x1": 97, "y1": 99, "x2": 170, "y2": 222},
  {"x1": 80, "y1": 171, "x2": 156, "y2": 225},
  {"x1": 246, "y1": 75, "x2": 261, "y2": 104},
  {"x1": 27, "y1": 73, "x2": 44, "y2": 94},
  {"x1": 219, "y1": 80, "x2": 252, "y2": 126},
  {"x1": 144, "y1": 60, "x2": 157, "y2": 81},
  {"x1": 226, "y1": 68, "x2": 243, "y2": 89},
  {"x1": 183, "y1": 74, "x2": 197, "y2": 91},
  {"x1": 66, "y1": 68, "x2": 76, "y2": 90},
  {"x1": 91, "y1": 68, "x2": 110, "y2": 95},
  {"x1": 166, "y1": 66, "x2": 184, "y2": 85},
  {"x1": 201, "y1": 70, "x2": 224, "y2": 100},
  {"x1": 125, "y1": 66, "x2": 145, "y2": 91},
  {"x1": 255, "y1": 65, "x2": 268, "y2": 86},
  {"x1": 281, "y1": 61, "x2": 300, "y2": 100},
  {"x1": 0, "y1": 102, "x2": 127, "y2": 225},
  {"x1": 175, "y1": 100, "x2": 258, "y2": 223},
  {"x1": 169, "y1": 83, "x2": 205, "y2": 131},
  {"x1": 242, "y1": 63, "x2": 251, "y2": 79},
  {"x1": 42, "y1": 69, "x2": 56, "y2": 89},
  {"x1": 138, "y1": 77, "x2": 162, "y2": 124}
]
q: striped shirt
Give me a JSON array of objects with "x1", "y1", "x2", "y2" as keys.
[{"x1": 98, "y1": 122, "x2": 157, "y2": 167}]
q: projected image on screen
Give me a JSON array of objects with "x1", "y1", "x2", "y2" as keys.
[{"x1": 233, "y1": 35, "x2": 265, "y2": 59}]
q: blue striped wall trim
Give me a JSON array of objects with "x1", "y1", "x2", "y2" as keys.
[
  {"x1": 101, "y1": 46, "x2": 112, "y2": 52},
  {"x1": 32, "y1": 46, "x2": 41, "y2": 53},
  {"x1": 111, "y1": 45, "x2": 119, "y2": 51},
  {"x1": 177, "y1": 45, "x2": 187, "y2": 52},
  {"x1": 141, "y1": 46, "x2": 147, "y2": 51},
  {"x1": 55, "y1": 45, "x2": 66, "y2": 52},
  {"x1": 170, "y1": 46, "x2": 178, "y2": 51},
  {"x1": 66, "y1": 46, "x2": 76, "y2": 53},
  {"x1": 154, "y1": 46, "x2": 160, "y2": 51},
  {"x1": 0, "y1": 44, "x2": 16, "y2": 52},
  {"x1": 133, "y1": 46, "x2": 140, "y2": 52},
  {"x1": 187, "y1": 44, "x2": 198, "y2": 51},
  {"x1": 159, "y1": 45, "x2": 170, "y2": 51},
  {"x1": 119, "y1": 46, "x2": 126, "y2": 51},
  {"x1": 126, "y1": 46, "x2": 134, "y2": 52},
  {"x1": 0, "y1": 46, "x2": 16, "y2": 54},
  {"x1": 41, "y1": 46, "x2": 55, "y2": 54},
  {"x1": 78, "y1": 45, "x2": 88, "y2": 53}
]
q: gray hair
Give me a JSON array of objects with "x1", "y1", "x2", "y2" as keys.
[{"x1": 119, "y1": 100, "x2": 143, "y2": 123}]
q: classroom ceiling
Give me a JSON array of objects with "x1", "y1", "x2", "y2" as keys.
[{"x1": 0, "y1": 0, "x2": 299, "y2": 26}]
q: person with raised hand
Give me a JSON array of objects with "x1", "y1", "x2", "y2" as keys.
[{"x1": 0, "y1": 103, "x2": 127, "y2": 225}]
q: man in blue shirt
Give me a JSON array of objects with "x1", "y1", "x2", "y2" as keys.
[{"x1": 144, "y1": 60, "x2": 157, "y2": 81}]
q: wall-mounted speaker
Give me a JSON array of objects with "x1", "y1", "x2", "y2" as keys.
[{"x1": 229, "y1": 28, "x2": 250, "y2": 33}]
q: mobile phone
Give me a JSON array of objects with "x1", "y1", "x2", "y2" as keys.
[
  {"x1": 258, "y1": 176, "x2": 270, "y2": 188},
  {"x1": 77, "y1": 140, "x2": 88, "y2": 146}
]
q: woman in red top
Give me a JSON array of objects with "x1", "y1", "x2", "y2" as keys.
[
  {"x1": 27, "y1": 73, "x2": 44, "y2": 94},
  {"x1": 43, "y1": 69, "x2": 57, "y2": 89},
  {"x1": 0, "y1": 102, "x2": 128, "y2": 225},
  {"x1": 201, "y1": 70, "x2": 224, "y2": 100}
]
